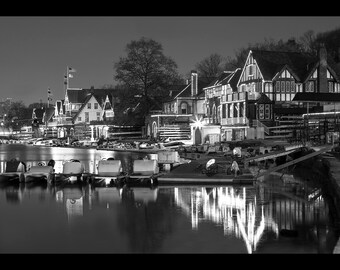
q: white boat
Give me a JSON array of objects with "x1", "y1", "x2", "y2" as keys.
[
  {"x1": 23, "y1": 163, "x2": 54, "y2": 183},
  {"x1": 126, "y1": 159, "x2": 160, "y2": 185},
  {"x1": 55, "y1": 159, "x2": 86, "y2": 182},
  {"x1": 90, "y1": 158, "x2": 125, "y2": 186}
]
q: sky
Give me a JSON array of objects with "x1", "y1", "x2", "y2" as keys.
[{"x1": 1, "y1": 16, "x2": 340, "y2": 106}]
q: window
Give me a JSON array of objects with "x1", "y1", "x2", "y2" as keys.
[
  {"x1": 94, "y1": 103, "x2": 98, "y2": 109},
  {"x1": 265, "y1": 83, "x2": 269, "y2": 93},
  {"x1": 259, "y1": 104, "x2": 264, "y2": 120},
  {"x1": 276, "y1": 82, "x2": 280, "y2": 92},
  {"x1": 291, "y1": 81, "x2": 295, "y2": 92},
  {"x1": 329, "y1": 82, "x2": 334, "y2": 93},
  {"x1": 306, "y1": 81, "x2": 315, "y2": 92},
  {"x1": 239, "y1": 102, "x2": 244, "y2": 117},
  {"x1": 228, "y1": 104, "x2": 231, "y2": 118},
  {"x1": 281, "y1": 81, "x2": 285, "y2": 92},
  {"x1": 248, "y1": 65, "x2": 254, "y2": 77},
  {"x1": 222, "y1": 104, "x2": 226, "y2": 118},
  {"x1": 233, "y1": 103, "x2": 238, "y2": 118},
  {"x1": 265, "y1": 104, "x2": 271, "y2": 119},
  {"x1": 180, "y1": 102, "x2": 187, "y2": 114},
  {"x1": 87, "y1": 103, "x2": 91, "y2": 109},
  {"x1": 286, "y1": 81, "x2": 290, "y2": 92},
  {"x1": 77, "y1": 117, "x2": 81, "y2": 121},
  {"x1": 96, "y1": 112, "x2": 100, "y2": 121},
  {"x1": 85, "y1": 112, "x2": 89, "y2": 123}
]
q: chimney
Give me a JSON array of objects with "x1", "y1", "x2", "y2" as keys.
[
  {"x1": 318, "y1": 43, "x2": 328, "y2": 93},
  {"x1": 191, "y1": 70, "x2": 198, "y2": 96}
]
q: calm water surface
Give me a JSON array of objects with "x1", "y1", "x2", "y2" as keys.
[{"x1": 0, "y1": 144, "x2": 339, "y2": 253}]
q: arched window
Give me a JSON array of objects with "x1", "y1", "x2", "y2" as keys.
[{"x1": 180, "y1": 102, "x2": 188, "y2": 114}]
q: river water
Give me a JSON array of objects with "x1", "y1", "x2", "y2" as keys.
[{"x1": 0, "y1": 143, "x2": 339, "y2": 254}]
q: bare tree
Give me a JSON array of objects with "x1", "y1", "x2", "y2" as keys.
[
  {"x1": 299, "y1": 30, "x2": 318, "y2": 55},
  {"x1": 195, "y1": 53, "x2": 226, "y2": 78},
  {"x1": 114, "y1": 37, "x2": 182, "y2": 114}
]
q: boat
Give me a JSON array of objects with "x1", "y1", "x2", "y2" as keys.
[
  {"x1": 125, "y1": 159, "x2": 162, "y2": 186},
  {"x1": 89, "y1": 158, "x2": 126, "y2": 186},
  {"x1": 23, "y1": 161, "x2": 55, "y2": 183},
  {"x1": 0, "y1": 159, "x2": 26, "y2": 182},
  {"x1": 54, "y1": 159, "x2": 87, "y2": 183}
]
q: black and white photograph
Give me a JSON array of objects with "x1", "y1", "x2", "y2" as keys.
[{"x1": 1, "y1": 16, "x2": 340, "y2": 254}]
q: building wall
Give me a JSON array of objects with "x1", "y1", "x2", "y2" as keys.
[{"x1": 74, "y1": 96, "x2": 102, "y2": 124}]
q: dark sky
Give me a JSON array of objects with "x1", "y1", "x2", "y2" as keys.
[{"x1": 1, "y1": 16, "x2": 340, "y2": 106}]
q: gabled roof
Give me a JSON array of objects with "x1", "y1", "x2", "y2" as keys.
[
  {"x1": 177, "y1": 77, "x2": 216, "y2": 98},
  {"x1": 56, "y1": 100, "x2": 65, "y2": 115},
  {"x1": 66, "y1": 88, "x2": 120, "y2": 105},
  {"x1": 204, "y1": 69, "x2": 242, "y2": 93},
  {"x1": 228, "y1": 69, "x2": 242, "y2": 91},
  {"x1": 44, "y1": 107, "x2": 55, "y2": 122},
  {"x1": 205, "y1": 71, "x2": 235, "y2": 88},
  {"x1": 251, "y1": 50, "x2": 317, "y2": 82},
  {"x1": 255, "y1": 93, "x2": 273, "y2": 104},
  {"x1": 72, "y1": 94, "x2": 102, "y2": 121},
  {"x1": 66, "y1": 89, "x2": 87, "y2": 103}
]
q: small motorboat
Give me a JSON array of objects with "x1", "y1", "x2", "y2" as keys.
[{"x1": 90, "y1": 158, "x2": 126, "y2": 186}]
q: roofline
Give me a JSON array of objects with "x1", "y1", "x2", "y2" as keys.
[
  {"x1": 174, "y1": 84, "x2": 191, "y2": 99},
  {"x1": 236, "y1": 50, "x2": 252, "y2": 87}
]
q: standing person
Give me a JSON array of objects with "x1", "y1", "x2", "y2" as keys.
[{"x1": 231, "y1": 160, "x2": 240, "y2": 177}]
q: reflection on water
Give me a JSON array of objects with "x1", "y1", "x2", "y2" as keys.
[
  {"x1": 0, "y1": 144, "x2": 338, "y2": 253},
  {"x1": 0, "y1": 178, "x2": 336, "y2": 253}
]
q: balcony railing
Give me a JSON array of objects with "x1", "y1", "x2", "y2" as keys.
[
  {"x1": 221, "y1": 117, "x2": 249, "y2": 125},
  {"x1": 222, "y1": 92, "x2": 247, "y2": 103}
]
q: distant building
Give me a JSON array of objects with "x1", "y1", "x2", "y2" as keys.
[{"x1": 144, "y1": 70, "x2": 216, "y2": 141}]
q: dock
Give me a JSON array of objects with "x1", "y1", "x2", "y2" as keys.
[
  {"x1": 244, "y1": 148, "x2": 298, "y2": 163},
  {"x1": 157, "y1": 160, "x2": 255, "y2": 184},
  {"x1": 255, "y1": 145, "x2": 333, "y2": 178}
]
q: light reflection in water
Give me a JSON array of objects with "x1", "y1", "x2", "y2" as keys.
[{"x1": 173, "y1": 185, "x2": 327, "y2": 254}]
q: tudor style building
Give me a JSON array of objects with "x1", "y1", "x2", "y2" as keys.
[
  {"x1": 192, "y1": 45, "x2": 340, "y2": 144},
  {"x1": 200, "y1": 68, "x2": 242, "y2": 144},
  {"x1": 223, "y1": 45, "x2": 340, "y2": 141}
]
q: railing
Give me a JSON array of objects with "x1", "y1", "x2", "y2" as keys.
[
  {"x1": 221, "y1": 118, "x2": 249, "y2": 125},
  {"x1": 253, "y1": 120, "x2": 270, "y2": 135},
  {"x1": 158, "y1": 124, "x2": 191, "y2": 140}
]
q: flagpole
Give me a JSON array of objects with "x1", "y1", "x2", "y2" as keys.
[{"x1": 67, "y1": 66, "x2": 69, "y2": 89}]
